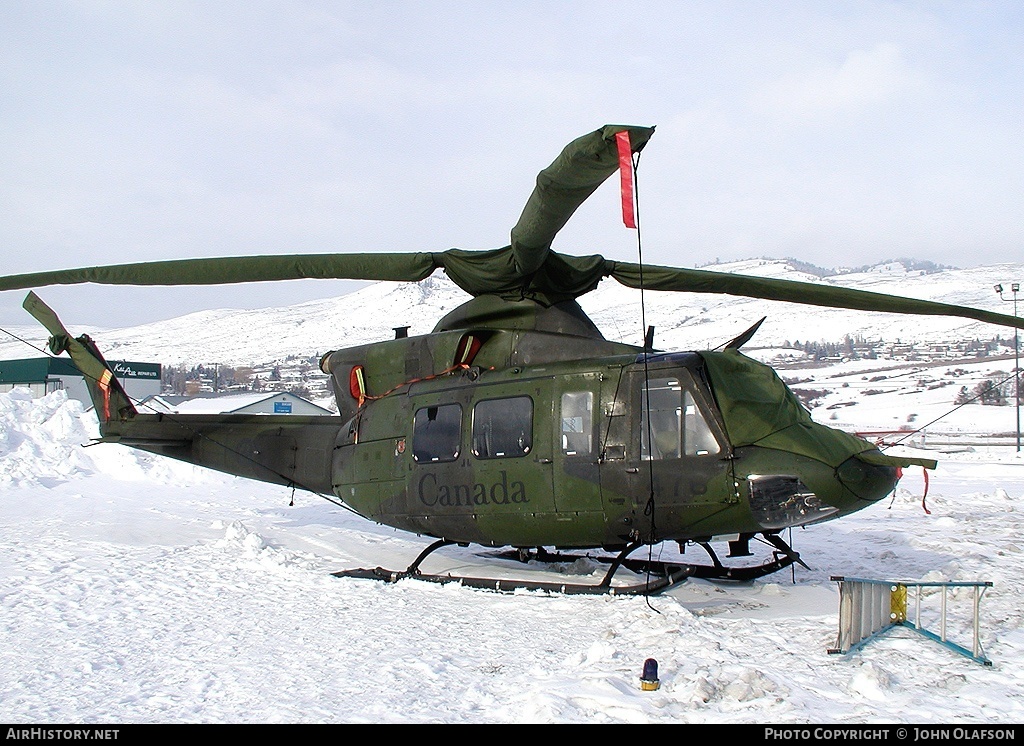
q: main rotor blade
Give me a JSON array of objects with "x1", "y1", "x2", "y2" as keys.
[
  {"x1": 509, "y1": 124, "x2": 654, "y2": 275},
  {"x1": 0, "y1": 253, "x2": 439, "y2": 291},
  {"x1": 0, "y1": 249, "x2": 594, "y2": 303},
  {"x1": 5, "y1": 250, "x2": 1022, "y2": 333},
  {"x1": 607, "y1": 261, "x2": 1024, "y2": 330}
]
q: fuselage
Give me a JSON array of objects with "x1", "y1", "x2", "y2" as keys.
[
  {"x1": 99, "y1": 296, "x2": 903, "y2": 552},
  {"x1": 317, "y1": 297, "x2": 900, "y2": 550}
]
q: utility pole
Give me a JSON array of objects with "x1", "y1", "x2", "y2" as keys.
[{"x1": 994, "y1": 283, "x2": 1021, "y2": 452}]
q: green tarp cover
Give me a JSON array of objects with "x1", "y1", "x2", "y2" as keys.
[
  {"x1": 509, "y1": 124, "x2": 655, "y2": 275},
  {"x1": 699, "y1": 349, "x2": 936, "y2": 470},
  {"x1": 606, "y1": 262, "x2": 1024, "y2": 330}
]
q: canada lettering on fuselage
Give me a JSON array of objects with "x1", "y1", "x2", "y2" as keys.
[{"x1": 418, "y1": 471, "x2": 528, "y2": 508}]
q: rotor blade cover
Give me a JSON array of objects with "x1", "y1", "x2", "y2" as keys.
[
  {"x1": 0, "y1": 253, "x2": 439, "y2": 291},
  {"x1": 607, "y1": 261, "x2": 1024, "y2": 331},
  {"x1": 509, "y1": 125, "x2": 654, "y2": 276}
]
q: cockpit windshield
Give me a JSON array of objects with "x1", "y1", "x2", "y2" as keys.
[{"x1": 641, "y1": 376, "x2": 721, "y2": 459}]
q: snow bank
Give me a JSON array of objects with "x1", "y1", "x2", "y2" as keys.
[
  {"x1": 0, "y1": 389, "x2": 98, "y2": 486},
  {"x1": 0, "y1": 388, "x2": 220, "y2": 488}
]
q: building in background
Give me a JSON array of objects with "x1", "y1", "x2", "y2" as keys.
[
  {"x1": 0, "y1": 357, "x2": 161, "y2": 405},
  {"x1": 138, "y1": 391, "x2": 332, "y2": 416}
]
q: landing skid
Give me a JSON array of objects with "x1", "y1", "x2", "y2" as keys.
[
  {"x1": 502, "y1": 549, "x2": 796, "y2": 583},
  {"x1": 332, "y1": 534, "x2": 804, "y2": 595},
  {"x1": 502, "y1": 534, "x2": 804, "y2": 583},
  {"x1": 333, "y1": 539, "x2": 692, "y2": 595}
]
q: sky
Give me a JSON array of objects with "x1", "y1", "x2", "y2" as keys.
[
  {"x1": 3, "y1": 372, "x2": 1024, "y2": 723},
  {"x1": 2, "y1": 1, "x2": 1023, "y2": 328}
]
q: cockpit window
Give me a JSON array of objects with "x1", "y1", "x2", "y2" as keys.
[
  {"x1": 413, "y1": 403, "x2": 462, "y2": 462},
  {"x1": 472, "y1": 396, "x2": 533, "y2": 459},
  {"x1": 641, "y1": 377, "x2": 721, "y2": 459}
]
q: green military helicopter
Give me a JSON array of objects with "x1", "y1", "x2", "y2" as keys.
[{"x1": 4, "y1": 125, "x2": 1022, "y2": 595}]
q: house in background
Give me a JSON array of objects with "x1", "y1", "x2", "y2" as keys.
[
  {"x1": 0, "y1": 357, "x2": 161, "y2": 405},
  {"x1": 139, "y1": 391, "x2": 333, "y2": 416}
]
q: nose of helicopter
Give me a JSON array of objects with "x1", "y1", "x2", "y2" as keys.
[{"x1": 835, "y1": 454, "x2": 902, "y2": 505}]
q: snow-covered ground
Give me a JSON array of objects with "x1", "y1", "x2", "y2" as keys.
[{"x1": 2, "y1": 388, "x2": 1023, "y2": 724}]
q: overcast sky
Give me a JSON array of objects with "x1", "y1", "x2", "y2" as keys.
[{"x1": 2, "y1": 1, "x2": 1023, "y2": 329}]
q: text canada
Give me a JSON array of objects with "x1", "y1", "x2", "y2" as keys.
[{"x1": 418, "y1": 471, "x2": 529, "y2": 507}]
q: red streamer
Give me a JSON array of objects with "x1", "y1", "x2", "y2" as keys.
[{"x1": 615, "y1": 130, "x2": 636, "y2": 229}]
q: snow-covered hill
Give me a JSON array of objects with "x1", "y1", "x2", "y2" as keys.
[{"x1": 0, "y1": 274, "x2": 471, "y2": 367}]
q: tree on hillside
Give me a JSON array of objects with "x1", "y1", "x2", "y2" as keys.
[{"x1": 972, "y1": 376, "x2": 1009, "y2": 406}]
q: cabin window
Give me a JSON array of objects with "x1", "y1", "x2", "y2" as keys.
[
  {"x1": 413, "y1": 403, "x2": 462, "y2": 462},
  {"x1": 560, "y1": 391, "x2": 593, "y2": 456},
  {"x1": 641, "y1": 377, "x2": 721, "y2": 459},
  {"x1": 472, "y1": 396, "x2": 533, "y2": 459}
]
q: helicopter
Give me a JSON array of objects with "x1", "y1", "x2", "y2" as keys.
[{"x1": 4, "y1": 124, "x2": 1023, "y2": 595}]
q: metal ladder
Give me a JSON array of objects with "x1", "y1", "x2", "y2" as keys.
[{"x1": 828, "y1": 576, "x2": 992, "y2": 666}]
